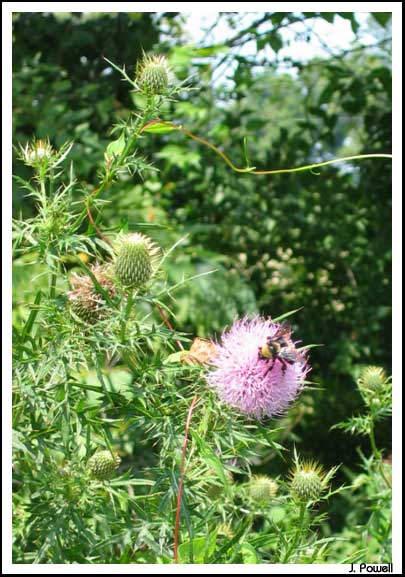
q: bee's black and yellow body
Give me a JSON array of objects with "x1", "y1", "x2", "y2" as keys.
[{"x1": 258, "y1": 324, "x2": 300, "y2": 375}]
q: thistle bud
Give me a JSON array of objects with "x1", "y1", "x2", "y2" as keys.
[
  {"x1": 87, "y1": 450, "x2": 121, "y2": 480},
  {"x1": 357, "y1": 366, "x2": 387, "y2": 393},
  {"x1": 217, "y1": 523, "x2": 234, "y2": 538},
  {"x1": 70, "y1": 295, "x2": 101, "y2": 324},
  {"x1": 67, "y1": 264, "x2": 116, "y2": 324},
  {"x1": 114, "y1": 232, "x2": 160, "y2": 289},
  {"x1": 20, "y1": 138, "x2": 54, "y2": 167},
  {"x1": 136, "y1": 54, "x2": 170, "y2": 95},
  {"x1": 290, "y1": 460, "x2": 325, "y2": 502},
  {"x1": 249, "y1": 475, "x2": 278, "y2": 503}
]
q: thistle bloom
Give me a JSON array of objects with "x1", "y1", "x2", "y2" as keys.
[{"x1": 206, "y1": 316, "x2": 309, "y2": 419}]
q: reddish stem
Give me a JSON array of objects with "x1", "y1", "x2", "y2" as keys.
[
  {"x1": 86, "y1": 200, "x2": 112, "y2": 246},
  {"x1": 156, "y1": 305, "x2": 184, "y2": 350},
  {"x1": 174, "y1": 394, "x2": 199, "y2": 564}
]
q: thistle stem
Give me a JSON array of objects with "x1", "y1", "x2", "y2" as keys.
[
  {"x1": 120, "y1": 291, "x2": 134, "y2": 342},
  {"x1": 282, "y1": 502, "x2": 307, "y2": 563},
  {"x1": 368, "y1": 422, "x2": 380, "y2": 459},
  {"x1": 369, "y1": 418, "x2": 391, "y2": 488},
  {"x1": 49, "y1": 270, "x2": 57, "y2": 299},
  {"x1": 174, "y1": 395, "x2": 199, "y2": 563}
]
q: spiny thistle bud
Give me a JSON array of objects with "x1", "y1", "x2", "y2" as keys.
[
  {"x1": 67, "y1": 264, "x2": 116, "y2": 324},
  {"x1": 357, "y1": 366, "x2": 387, "y2": 393},
  {"x1": 217, "y1": 523, "x2": 234, "y2": 539},
  {"x1": 87, "y1": 450, "x2": 121, "y2": 480},
  {"x1": 249, "y1": 475, "x2": 278, "y2": 503},
  {"x1": 20, "y1": 138, "x2": 54, "y2": 167},
  {"x1": 113, "y1": 232, "x2": 160, "y2": 289},
  {"x1": 136, "y1": 54, "x2": 170, "y2": 95},
  {"x1": 289, "y1": 460, "x2": 325, "y2": 502}
]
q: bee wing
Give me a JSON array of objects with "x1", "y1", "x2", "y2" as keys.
[{"x1": 273, "y1": 321, "x2": 293, "y2": 340}]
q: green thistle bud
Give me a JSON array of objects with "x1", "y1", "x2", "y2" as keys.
[
  {"x1": 136, "y1": 54, "x2": 170, "y2": 95},
  {"x1": 20, "y1": 138, "x2": 54, "y2": 167},
  {"x1": 357, "y1": 366, "x2": 387, "y2": 393},
  {"x1": 217, "y1": 523, "x2": 234, "y2": 538},
  {"x1": 87, "y1": 450, "x2": 121, "y2": 480},
  {"x1": 114, "y1": 232, "x2": 160, "y2": 289},
  {"x1": 249, "y1": 475, "x2": 278, "y2": 503},
  {"x1": 70, "y1": 294, "x2": 101, "y2": 324},
  {"x1": 290, "y1": 460, "x2": 325, "y2": 502}
]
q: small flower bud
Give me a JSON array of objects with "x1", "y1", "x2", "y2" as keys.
[
  {"x1": 70, "y1": 295, "x2": 101, "y2": 323},
  {"x1": 67, "y1": 264, "x2": 116, "y2": 324},
  {"x1": 87, "y1": 450, "x2": 121, "y2": 480},
  {"x1": 357, "y1": 366, "x2": 387, "y2": 393},
  {"x1": 290, "y1": 461, "x2": 325, "y2": 502},
  {"x1": 114, "y1": 232, "x2": 160, "y2": 289},
  {"x1": 249, "y1": 475, "x2": 278, "y2": 503},
  {"x1": 136, "y1": 54, "x2": 170, "y2": 95},
  {"x1": 20, "y1": 138, "x2": 54, "y2": 167},
  {"x1": 217, "y1": 523, "x2": 234, "y2": 538}
]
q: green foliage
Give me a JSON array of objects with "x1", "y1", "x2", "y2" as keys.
[{"x1": 12, "y1": 11, "x2": 392, "y2": 565}]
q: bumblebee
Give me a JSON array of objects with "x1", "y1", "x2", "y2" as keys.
[{"x1": 258, "y1": 323, "x2": 301, "y2": 375}]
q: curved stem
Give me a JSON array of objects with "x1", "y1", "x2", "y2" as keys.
[
  {"x1": 141, "y1": 120, "x2": 392, "y2": 175},
  {"x1": 369, "y1": 418, "x2": 391, "y2": 488},
  {"x1": 85, "y1": 198, "x2": 112, "y2": 246},
  {"x1": 174, "y1": 395, "x2": 199, "y2": 563}
]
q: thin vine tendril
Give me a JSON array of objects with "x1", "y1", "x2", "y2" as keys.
[{"x1": 141, "y1": 120, "x2": 392, "y2": 175}]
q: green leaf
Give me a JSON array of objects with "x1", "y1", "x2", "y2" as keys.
[
  {"x1": 193, "y1": 436, "x2": 232, "y2": 497},
  {"x1": 241, "y1": 542, "x2": 259, "y2": 564},
  {"x1": 192, "y1": 44, "x2": 229, "y2": 57},
  {"x1": 177, "y1": 532, "x2": 217, "y2": 564},
  {"x1": 269, "y1": 505, "x2": 286, "y2": 523},
  {"x1": 105, "y1": 132, "x2": 126, "y2": 159},
  {"x1": 273, "y1": 307, "x2": 303, "y2": 322},
  {"x1": 268, "y1": 32, "x2": 283, "y2": 53},
  {"x1": 142, "y1": 121, "x2": 180, "y2": 134},
  {"x1": 164, "y1": 350, "x2": 190, "y2": 364}
]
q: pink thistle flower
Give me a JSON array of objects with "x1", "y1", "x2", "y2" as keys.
[{"x1": 206, "y1": 316, "x2": 310, "y2": 420}]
